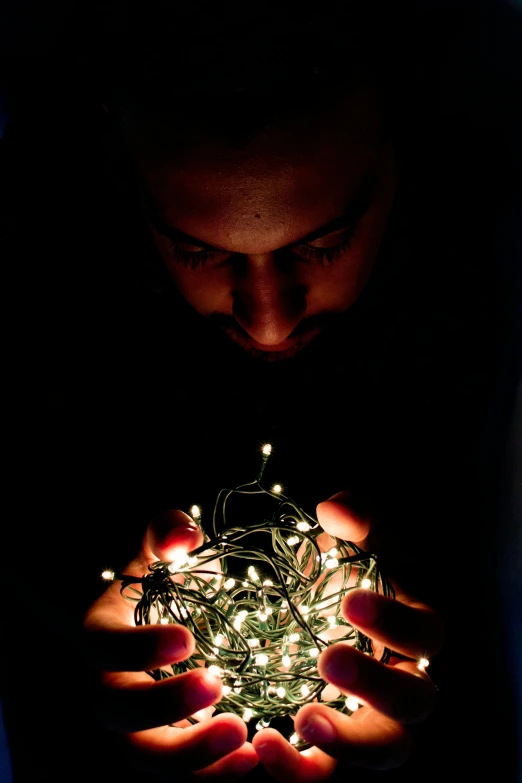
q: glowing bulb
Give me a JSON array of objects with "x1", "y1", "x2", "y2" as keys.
[
  {"x1": 301, "y1": 685, "x2": 310, "y2": 697},
  {"x1": 297, "y1": 521, "x2": 311, "y2": 532},
  {"x1": 309, "y1": 648, "x2": 319, "y2": 658},
  {"x1": 170, "y1": 555, "x2": 188, "y2": 571},
  {"x1": 282, "y1": 655, "x2": 291, "y2": 667},
  {"x1": 328, "y1": 548, "x2": 339, "y2": 558},
  {"x1": 262, "y1": 444, "x2": 272, "y2": 455},
  {"x1": 256, "y1": 719, "x2": 271, "y2": 730},
  {"x1": 325, "y1": 557, "x2": 339, "y2": 568},
  {"x1": 190, "y1": 505, "x2": 201, "y2": 520},
  {"x1": 243, "y1": 708, "x2": 253, "y2": 722},
  {"x1": 248, "y1": 566, "x2": 260, "y2": 582},
  {"x1": 418, "y1": 658, "x2": 430, "y2": 671},
  {"x1": 272, "y1": 484, "x2": 282, "y2": 494},
  {"x1": 287, "y1": 536, "x2": 300, "y2": 546},
  {"x1": 160, "y1": 617, "x2": 169, "y2": 625},
  {"x1": 208, "y1": 665, "x2": 221, "y2": 678},
  {"x1": 248, "y1": 638, "x2": 259, "y2": 647},
  {"x1": 255, "y1": 653, "x2": 269, "y2": 666},
  {"x1": 276, "y1": 687, "x2": 286, "y2": 698},
  {"x1": 289, "y1": 733, "x2": 299, "y2": 745},
  {"x1": 289, "y1": 633, "x2": 300, "y2": 643},
  {"x1": 328, "y1": 616, "x2": 338, "y2": 627},
  {"x1": 224, "y1": 578, "x2": 236, "y2": 590},
  {"x1": 222, "y1": 685, "x2": 231, "y2": 696},
  {"x1": 101, "y1": 570, "x2": 114, "y2": 581},
  {"x1": 214, "y1": 634, "x2": 224, "y2": 646},
  {"x1": 300, "y1": 605, "x2": 309, "y2": 615},
  {"x1": 258, "y1": 612, "x2": 268, "y2": 621},
  {"x1": 345, "y1": 697, "x2": 359, "y2": 711},
  {"x1": 361, "y1": 578, "x2": 372, "y2": 589},
  {"x1": 262, "y1": 580, "x2": 273, "y2": 587}
]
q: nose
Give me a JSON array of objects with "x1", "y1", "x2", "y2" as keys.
[{"x1": 231, "y1": 255, "x2": 307, "y2": 346}]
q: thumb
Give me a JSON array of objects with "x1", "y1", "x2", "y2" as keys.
[{"x1": 144, "y1": 509, "x2": 205, "y2": 562}]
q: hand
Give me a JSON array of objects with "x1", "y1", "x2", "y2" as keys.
[
  {"x1": 252, "y1": 492, "x2": 443, "y2": 781},
  {"x1": 83, "y1": 510, "x2": 259, "y2": 781}
]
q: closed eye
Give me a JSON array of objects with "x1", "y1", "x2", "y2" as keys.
[{"x1": 165, "y1": 218, "x2": 362, "y2": 270}]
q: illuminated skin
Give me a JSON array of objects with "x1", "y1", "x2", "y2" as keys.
[{"x1": 123, "y1": 83, "x2": 397, "y2": 360}]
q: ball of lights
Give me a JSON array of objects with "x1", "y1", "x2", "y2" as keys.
[{"x1": 110, "y1": 444, "x2": 394, "y2": 747}]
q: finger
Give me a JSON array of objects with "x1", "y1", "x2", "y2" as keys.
[
  {"x1": 97, "y1": 667, "x2": 223, "y2": 732},
  {"x1": 294, "y1": 703, "x2": 412, "y2": 770},
  {"x1": 193, "y1": 742, "x2": 259, "y2": 780},
  {"x1": 83, "y1": 619, "x2": 194, "y2": 671},
  {"x1": 318, "y1": 643, "x2": 437, "y2": 724},
  {"x1": 252, "y1": 728, "x2": 337, "y2": 782},
  {"x1": 342, "y1": 589, "x2": 444, "y2": 659},
  {"x1": 144, "y1": 510, "x2": 204, "y2": 562},
  {"x1": 316, "y1": 492, "x2": 371, "y2": 547},
  {"x1": 124, "y1": 713, "x2": 251, "y2": 775}
]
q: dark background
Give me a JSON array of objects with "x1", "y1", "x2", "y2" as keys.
[{"x1": 1, "y1": 1, "x2": 521, "y2": 780}]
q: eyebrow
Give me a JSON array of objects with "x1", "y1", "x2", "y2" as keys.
[{"x1": 143, "y1": 170, "x2": 377, "y2": 252}]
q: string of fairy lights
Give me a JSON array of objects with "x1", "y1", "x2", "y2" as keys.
[{"x1": 102, "y1": 444, "x2": 428, "y2": 747}]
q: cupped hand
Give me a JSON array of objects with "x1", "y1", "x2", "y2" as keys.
[
  {"x1": 83, "y1": 509, "x2": 259, "y2": 780},
  {"x1": 252, "y1": 492, "x2": 443, "y2": 780}
]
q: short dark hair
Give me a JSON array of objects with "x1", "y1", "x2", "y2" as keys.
[{"x1": 64, "y1": 0, "x2": 423, "y2": 147}]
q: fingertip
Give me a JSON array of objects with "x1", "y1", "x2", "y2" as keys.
[
  {"x1": 316, "y1": 495, "x2": 370, "y2": 544},
  {"x1": 146, "y1": 509, "x2": 204, "y2": 561},
  {"x1": 252, "y1": 727, "x2": 284, "y2": 756}
]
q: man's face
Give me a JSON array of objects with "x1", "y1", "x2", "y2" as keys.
[{"x1": 123, "y1": 83, "x2": 397, "y2": 360}]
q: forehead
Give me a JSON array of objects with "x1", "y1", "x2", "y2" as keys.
[{"x1": 125, "y1": 84, "x2": 385, "y2": 251}]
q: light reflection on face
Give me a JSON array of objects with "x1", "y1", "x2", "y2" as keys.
[{"x1": 124, "y1": 84, "x2": 398, "y2": 361}]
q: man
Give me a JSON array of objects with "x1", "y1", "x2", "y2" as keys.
[{"x1": 1, "y1": 1, "x2": 519, "y2": 780}]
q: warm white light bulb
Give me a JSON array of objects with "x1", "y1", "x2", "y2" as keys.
[
  {"x1": 208, "y1": 665, "x2": 221, "y2": 678},
  {"x1": 361, "y1": 578, "x2": 372, "y2": 589},
  {"x1": 224, "y1": 578, "x2": 236, "y2": 590},
  {"x1": 248, "y1": 566, "x2": 260, "y2": 581},
  {"x1": 325, "y1": 557, "x2": 339, "y2": 568},
  {"x1": 418, "y1": 658, "x2": 430, "y2": 671},
  {"x1": 160, "y1": 617, "x2": 169, "y2": 625},
  {"x1": 272, "y1": 484, "x2": 282, "y2": 494},
  {"x1": 258, "y1": 612, "x2": 268, "y2": 621},
  {"x1": 190, "y1": 505, "x2": 201, "y2": 519},
  {"x1": 101, "y1": 570, "x2": 115, "y2": 581},
  {"x1": 255, "y1": 653, "x2": 269, "y2": 666},
  {"x1": 243, "y1": 708, "x2": 253, "y2": 722},
  {"x1": 248, "y1": 638, "x2": 260, "y2": 647},
  {"x1": 262, "y1": 580, "x2": 273, "y2": 587},
  {"x1": 276, "y1": 687, "x2": 286, "y2": 698},
  {"x1": 282, "y1": 655, "x2": 291, "y2": 667},
  {"x1": 297, "y1": 521, "x2": 310, "y2": 532},
  {"x1": 262, "y1": 444, "x2": 272, "y2": 455},
  {"x1": 222, "y1": 685, "x2": 231, "y2": 696},
  {"x1": 309, "y1": 648, "x2": 319, "y2": 658},
  {"x1": 289, "y1": 733, "x2": 299, "y2": 745},
  {"x1": 214, "y1": 634, "x2": 224, "y2": 646},
  {"x1": 328, "y1": 616, "x2": 338, "y2": 627},
  {"x1": 289, "y1": 633, "x2": 300, "y2": 643},
  {"x1": 287, "y1": 536, "x2": 300, "y2": 546},
  {"x1": 301, "y1": 685, "x2": 310, "y2": 697},
  {"x1": 345, "y1": 697, "x2": 359, "y2": 711},
  {"x1": 300, "y1": 605, "x2": 309, "y2": 615}
]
